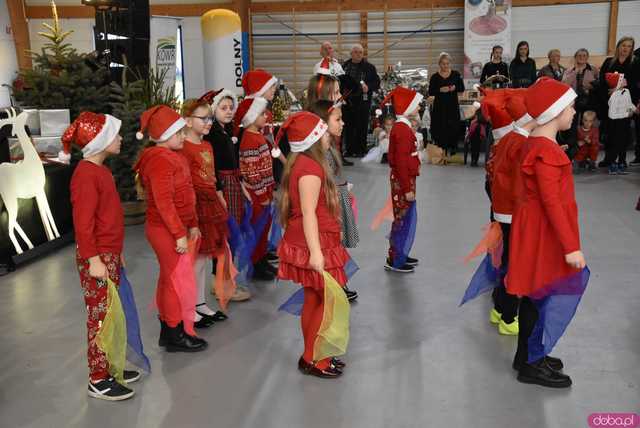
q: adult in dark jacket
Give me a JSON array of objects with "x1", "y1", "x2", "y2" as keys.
[
  {"x1": 538, "y1": 49, "x2": 566, "y2": 81},
  {"x1": 509, "y1": 41, "x2": 537, "y2": 88},
  {"x1": 429, "y1": 52, "x2": 465, "y2": 156},
  {"x1": 631, "y1": 46, "x2": 640, "y2": 165},
  {"x1": 480, "y1": 45, "x2": 509, "y2": 87},
  {"x1": 598, "y1": 36, "x2": 637, "y2": 169},
  {"x1": 342, "y1": 44, "x2": 381, "y2": 157}
]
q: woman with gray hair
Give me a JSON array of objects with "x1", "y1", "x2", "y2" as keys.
[
  {"x1": 428, "y1": 52, "x2": 465, "y2": 157},
  {"x1": 562, "y1": 48, "x2": 599, "y2": 145},
  {"x1": 538, "y1": 49, "x2": 566, "y2": 81}
]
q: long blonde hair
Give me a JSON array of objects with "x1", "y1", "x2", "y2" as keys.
[
  {"x1": 278, "y1": 141, "x2": 340, "y2": 228},
  {"x1": 307, "y1": 100, "x2": 343, "y2": 176},
  {"x1": 613, "y1": 36, "x2": 635, "y2": 65}
]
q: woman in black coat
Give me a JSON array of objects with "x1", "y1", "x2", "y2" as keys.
[
  {"x1": 509, "y1": 41, "x2": 537, "y2": 88},
  {"x1": 429, "y1": 52, "x2": 465, "y2": 156}
]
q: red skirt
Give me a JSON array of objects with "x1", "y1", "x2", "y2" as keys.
[
  {"x1": 277, "y1": 232, "x2": 349, "y2": 290},
  {"x1": 218, "y1": 169, "x2": 245, "y2": 224},
  {"x1": 195, "y1": 187, "x2": 229, "y2": 256}
]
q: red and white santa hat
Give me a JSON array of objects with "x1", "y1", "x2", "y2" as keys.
[
  {"x1": 525, "y1": 77, "x2": 577, "y2": 125},
  {"x1": 605, "y1": 72, "x2": 625, "y2": 90},
  {"x1": 473, "y1": 91, "x2": 514, "y2": 140},
  {"x1": 378, "y1": 86, "x2": 423, "y2": 117},
  {"x1": 59, "y1": 111, "x2": 121, "y2": 163},
  {"x1": 234, "y1": 97, "x2": 269, "y2": 129},
  {"x1": 275, "y1": 111, "x2": 328, "y2": 153},
  {"x1": 242, "y1": 69, "x2": 277, "y2": 99},
  {"x1": 199, "y1": 88, "x2": 238, "y2": 113},
  {"x1": 136, "y1": 105, "x2": 186, "y2": 142},
  {"x1": 504, "y1": 89, "x2": 533, "y2": 128}
]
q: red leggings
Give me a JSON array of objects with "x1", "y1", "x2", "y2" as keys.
[
  {"x1": 251, "y1": 203, "x2": 272, "y2": 264},
  {"x1": 301, "y1": 287, "x2": 330, "y2": 369},
  {"x1": 146, "y1": 223, "x2": 182, "y2": 327}
]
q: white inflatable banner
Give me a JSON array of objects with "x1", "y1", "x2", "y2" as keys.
[{"x1": 201, "y1": 9, "x2": 244, "y2": 95}]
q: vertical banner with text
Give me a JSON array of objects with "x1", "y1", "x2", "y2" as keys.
[
  {"x1": 150, "y1": 16, "x2": 181, "y2": 94},
  {"x1": 463, "y1": 0, "x2": 512, "y2": 87},
  {"x1": 201, "y1": 9, "x2": 244, "y2": 95}
]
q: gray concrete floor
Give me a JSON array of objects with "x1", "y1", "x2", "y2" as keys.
[{"x1": 1, "y1": 160, "x2": 639, "y2": 428}]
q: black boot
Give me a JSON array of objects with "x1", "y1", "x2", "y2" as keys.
[
  {"x1": 343, "y1": 286, "x2": 358, "y2": 302},
  {"x1": 253, "y1": 259, "x2": 276, "y2": 281},
  {"x1": 165, "y1": 322, "x2": 208, "y2": 353},
  {"x1": 158, "y1": 319, "x2": 168, "y2": 347},
  {"x1": 517, "y1": 359, "x2": 572, "y2": 388}
]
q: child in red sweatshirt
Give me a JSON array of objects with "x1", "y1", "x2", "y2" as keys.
[
  {"x1": 381, "y1": 87, "x2": 423, "y2": 273},
  {"x1": 134, "y1": 105, "x2": 207, "y2": 354},
  {"x1": 574, "y1": 110, "x2": 600, "y2": 171},
  {"x1": 65, "y1": 112, "x2": 139, "y2": 401},
  {"x1": 235, "y1": 96, "x2": 278, "y2": 280}
]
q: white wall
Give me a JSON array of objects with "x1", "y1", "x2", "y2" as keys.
[
  {"x1": 512, "y1": 2, "x2": 610, "y2": 57},
  {"x1": 617, "y1": 0, "x2": 640, "y2": 42},
  {"x1": 0, "y1": 0, "x2": 19, "y2": 107},
  {"x1": 28, "y1": 18, "x2": 95, "y2": 55}
]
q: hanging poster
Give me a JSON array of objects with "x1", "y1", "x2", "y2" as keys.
[
  {"x1": 150, "y1": 17, "x2": 181, "y2": 92},
  {"x1": 463, "y1": 0, "x2": 512, "y2": 87}
]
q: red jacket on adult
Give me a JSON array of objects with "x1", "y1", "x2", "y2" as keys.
[
  {"x1": 505, "y1": 136, "x2": 581, "y2": 297},
  {"x1": 388, "y1": 117, "x2": 420, "y2": 193},
  {"x1": 491, "y1": 127, "x2": 529, "y2": 223},
  {"x1": 134, "y1": 146, "x2": 198, "y2": 239}
]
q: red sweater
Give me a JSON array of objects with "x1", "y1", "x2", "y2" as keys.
[
  {"x1": 388, "y1": 118, "x2": 420, "y2": 194},
  {"x1": 70, "y1": 160, "x2": 124, "y2": 259},
  {"x1": 239, "y1": 130, "x2": 275, "y2": 205},
  {"x1": 577, "y1": 126, "x2": 599, "y2": 147},
  {"x1": 491, "y1": 127, "x2": 529, "y2": 222},
  {"x1": 134, "y1": 146, "x2": 198, "y2": 239}
]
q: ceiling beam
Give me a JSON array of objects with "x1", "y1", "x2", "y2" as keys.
[{"x1": 25, "y1": 0, "x2": 609, "y2": 19}]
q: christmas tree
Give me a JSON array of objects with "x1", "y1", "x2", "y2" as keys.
[{"x1": 10, "y1": 1, "x2": 110, "y2": 120}]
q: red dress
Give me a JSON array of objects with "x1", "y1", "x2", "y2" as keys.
[
  {"x1": 506, "y1": 137, "x2": 581, "y2": 297},
  {"x1": 180, "y1": 140, "x2": 229, "y2": 256},
  {"x1": 277, "y1": 155, "x2": 349, "y2": 290},
  {"x1": 491, "y1": 128, "x2": 528, "y2": 223}
]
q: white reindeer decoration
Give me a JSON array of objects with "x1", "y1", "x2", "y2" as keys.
[{"x1": 0, "y1": 109, "x2": 61, "y2": 254}]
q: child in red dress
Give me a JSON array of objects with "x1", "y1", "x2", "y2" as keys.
[
  {"x1": 235, "y1": 96, "x2": 278, "y2": 280},
  {"x1": 134, "y1": 105, "x2": 207, "y2": 353},
  {"x1": 574, "y1": 110, "x2": 600, "y2": 171},
  {"x1": 180, "y1": 98, "x2": 232, "y2": 326},
  {"x1": 65, "y1": 112, "x2": 138, "y2": 401},
  {"x1": 380, "y1": 87, "x2": 423, "y2": 273},
  {"x1": 276, "y1": 111, "x2": 350, "y2": 378},
  {"x1": 507, "y1": 77, "x2": 586, "y2": 388}
]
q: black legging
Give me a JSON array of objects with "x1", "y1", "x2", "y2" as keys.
[
  {"x1": 604, "y1": 117, "x2": 631, "y2": 165},
  {"x1": 514, "y1": 297, "x2": 539, "y2": 367},
  {"x1": 492, "y1": 223, "x2": 519, "y2": 323}
]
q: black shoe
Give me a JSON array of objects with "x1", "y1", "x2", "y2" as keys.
[
  {"x1": 513, "y1": 355, "x2": 564, "y2": 372},
  {"x1": 598, "y1": 160, "x2": 610, "y2": 168},
  {"x1": 630, "y1": 158, "x2": 640, "y2": 166},
  {"x1": 88, "y1": 377, "x2": 135, "y2": 401},
  {"x1": 211, "y1": 310, "x2": 228, "y2": 322},
  {"x1": 381, "y1": 153, "x2": 388, "y2": 164},
  {"x1": 253, "y1": 260, "x2": 276, "y2": 280},
  {"x1": 405, "y1": 256, "x2": 419, "y2": 267},
  {"x1": 165, "y1": 323, "x2": 208, "y2": 353},
  {"x1": 343, "y1": 286, "x2": 358, "y2": 302},
  {"x1": 342, "y1": 158, "x2": 354, "y2": 166},
  {"x1": 194, "y1": 315, "x2": 215, "y2": 329},
  {"x1": 158, "y1": 319, "x2": 168, "y2": 347},
  {"x1": 266, "y1": 252, "x2": 279, "y2": 263},
  {"x1": 517, "y1": 359, "x2": 572, "y2": 388},
  {"x1": 384, "y1": 259, "x2": 415, "y2": 273},
  {"x1": 588, "y1": 161, "x2": 596, "y2": 171},
  {"x1": 470, "y1": 161, "x2": 479, "y2": 167},
  {"x1": 123, "y1": 370, "x2": 141, "y2": 384}
]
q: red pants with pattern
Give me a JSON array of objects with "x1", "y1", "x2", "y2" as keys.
[
  {"x1": 251, "y1": 203, "x2": 272, "y2": 264},
  {"x1": 76, "y1": 251, "x2": 121, "y2": 382},
  {"x1": 145, "y1": 223, "x2": 183, "y2": 327},
  {"x1": 388, "y1": 172, "x2": 416, "y2": 261}
]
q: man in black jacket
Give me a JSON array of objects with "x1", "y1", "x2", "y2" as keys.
[
  {"x1": 342, "y1": 44, "x2": 380, "y2": 158},
  {"x1": 631, "y1": 47, "x2": 640, "y2": 165}
]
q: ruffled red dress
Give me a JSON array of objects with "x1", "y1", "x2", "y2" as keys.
[
  {"x1": 505, "y1": 137, "x2": 582, "y2": 297},
  {"x1": 277, "y1": 155, "x2": 349, "y2": 290},
  {"x1": 179, "y1": 140, "x2": 229, "y2": 256}
]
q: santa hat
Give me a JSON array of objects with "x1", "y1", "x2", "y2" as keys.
[
  {"x1": 274, "y1": 111, "x2": 328, "y2": 153},
  {"x1": 136, "y1": 105, "x2": 186, "y2": 142},
  {"x1": 234, "y1": 97, "x2": 268, "y2": 129},
  {"x1": 379, "y1": 86, "x2": 423, "y2": 117},
  {"x1": 605, "y1": 72, "x2": 624, "y2": 90},
  {"x1": 199, "y1": 89, "x2": 238, "y2": 113},
  {"x1": 525, "y1": 77, "x2": 577, "y2": 125},
  {"x1": 60, "y1": 112, "x2": 121, "y2": 163},
  {"x1": 242, "y1": 69, "x2": 277, "y2": 99},
  {"x1": 473, "y1": 91, "x2": 514, "y2": 139},
  {"x1": 504, "y1": 89, "x2": 533, "y2": 128}
]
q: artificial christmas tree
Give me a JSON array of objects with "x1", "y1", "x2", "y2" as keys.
[{"x1": 9, "y1": 1, "x2": 111, "y2": 120}]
